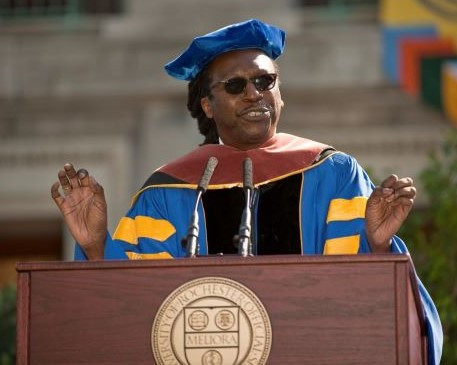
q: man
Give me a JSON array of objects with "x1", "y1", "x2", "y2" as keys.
[{"x1": 51, "y1": 19, "x2": 442, "y2": 363}]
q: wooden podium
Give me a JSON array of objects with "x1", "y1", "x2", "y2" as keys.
[{"x1": 16, "y1": 254, "x2": 428, "y2": 364}]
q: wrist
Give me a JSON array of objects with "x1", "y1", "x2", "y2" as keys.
[
  {"x1": 369, "y1": 237, "x2": 392, "y2": 253},
  {"x1": 83, "y1": 240, "x2": 105, "y2": 260}
]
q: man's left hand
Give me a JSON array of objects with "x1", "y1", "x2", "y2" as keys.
[{"x1": 365, "y1": 174, "x2": 416, "y2": 252}]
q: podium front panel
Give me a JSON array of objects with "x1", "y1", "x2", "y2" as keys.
[{"x1": 16, "y1": 254, "x2": 425, "y2": 365}]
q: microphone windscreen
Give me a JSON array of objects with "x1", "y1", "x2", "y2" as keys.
[
  {"x1": 198, "y1": 156, "x2": 219, "y2": 192},
  {"x1": 243, "y1": 158, "x2": 253, "y2": 190}
]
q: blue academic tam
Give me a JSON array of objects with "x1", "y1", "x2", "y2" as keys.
[{"x1": 164, "y1": 19, "x2": 286, "y2": 81}]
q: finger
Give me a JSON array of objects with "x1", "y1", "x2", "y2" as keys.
[
  {"x1": 89, "y1": 176, "x2": 104, "y2": 196},
  {"x1": 51, "y1": 181, "x2": 64, "y2": 206},
  {"x1": 380, "y1": 174, "x2": 398, "y2": 189},
  {"x1": 64, "y1": 163, "x2": 80, "y2": 189},
  {"x1": 77, "y1": 168, "x2": 90, "y2": 187},
  {"x1": 391, "y1": 186, "x2": 417, "y2": 202},
  {"x1": 376, "y1": 175, "x2": 400, "y2": 203},
  {"x1": 369, "y1": 185, "x2": 394, "y2": 202},
  {"x1": 391, "y1": 196, "x2": 415, "y2": 207},
  {"x1": 58, "y1": 169, "x2": 72, "y2": 194},
  {"x1": 391, "y1": 177, "x2": 414, "y2": 190},
  {"x1": 88, "y1": 176, "x2": 107, "y2": 209},
  {"x1": 396, "y1": 185, "x2": 416, "y2": 197}
]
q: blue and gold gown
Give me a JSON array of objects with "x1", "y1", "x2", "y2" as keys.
[{"x1": 75, "y1": 133, "x2": 443, "y2": 364}]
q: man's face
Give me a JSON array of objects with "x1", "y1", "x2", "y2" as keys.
[{"x1": 201, "y1": 49, "x2": 284, "y2": 150}]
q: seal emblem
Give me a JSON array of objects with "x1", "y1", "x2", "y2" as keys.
[{"x1": 151, "y1": 277, "x2": 272, "y2": 365}]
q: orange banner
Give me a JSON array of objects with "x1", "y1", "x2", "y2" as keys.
[{"x1": 399, "y1": 38, "x2": 455, "y2": 95}]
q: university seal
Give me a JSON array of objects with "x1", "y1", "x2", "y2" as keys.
[{"x1": 151, "y1": 277, "x2": 272, "y2": 365}]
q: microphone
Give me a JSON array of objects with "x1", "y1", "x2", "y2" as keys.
[
  {"x1": 237, "y1": 157, "x2": 254, "y2": 257},
  {"x1": 183, "y1": 156, "x2": 218, "y2": 257}
]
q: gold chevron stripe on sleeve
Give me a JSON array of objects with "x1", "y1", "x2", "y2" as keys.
[
  {"x1": 126, "y1": 252, "x2": 173, "y2": 260},
  {"x1": 324, "y1": 235, "x2": 360, "y2": 255},
  {"x1": 326, "y1": 197, "x2": 368, "y2": 223},
  {"x1": 113, "y1": 216, "x2": 176, "y2": 245}
]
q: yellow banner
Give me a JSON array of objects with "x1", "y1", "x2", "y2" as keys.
[
  {"x1": 443, "y1": 63, "x2": 457, "y2": 126},
  {"x1": 380, "y1": 0, "x2": 457, "y2": 44}
]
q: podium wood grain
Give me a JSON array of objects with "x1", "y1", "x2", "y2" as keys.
[{"x1": 16, "y1": 254, "x2": 427, "y2": 364}]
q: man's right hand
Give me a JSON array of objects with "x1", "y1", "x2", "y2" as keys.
[{"x1": 51, "y1": 163, "x2": 107, "y2": 260}]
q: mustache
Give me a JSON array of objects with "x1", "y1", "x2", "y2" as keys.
[{"x1": 238, "y1": 104, "x2": 273, "y2": 116}]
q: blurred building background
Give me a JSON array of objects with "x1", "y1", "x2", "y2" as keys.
[{"x1": 0, "y1": 0, "x2": 453, "y2": 286}]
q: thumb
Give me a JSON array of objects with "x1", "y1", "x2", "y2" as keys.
[{"x1": 368, "y1": 186, "x2": 394, "y2": 206}]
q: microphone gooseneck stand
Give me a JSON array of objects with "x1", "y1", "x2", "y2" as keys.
[
  {"x1": 183, "y1": 156, "x2": 218, "y2": 257},
  {"x1": 237, "y1": 157, "x2": 254, "y2": 257}
]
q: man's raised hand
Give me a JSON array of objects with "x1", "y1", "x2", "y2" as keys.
[
  {"x1": 51, "y1": 163, "x2": 107, "y2": 260},
  {"x1": 365, "y1": 174, "x2": 416, "y2": 252}
]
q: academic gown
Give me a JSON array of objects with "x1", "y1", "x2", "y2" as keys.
[{"x1": 75, "y1": 133, "x2": 443, "y2": 364}]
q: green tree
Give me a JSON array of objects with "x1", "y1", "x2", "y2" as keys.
[
  {"x1": 0, "y1": 284, "x2": 16, "y2": 365},
  {"x1": 399, "y1": 131, "x2": 457, "y2": 364}
]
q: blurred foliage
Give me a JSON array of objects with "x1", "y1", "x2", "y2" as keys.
[
  {"x1": 0, "y1": 284, "x2": 16, "y2": 365},
  {"x1": 398, "y1": 131, "x2": 457, "y2": 364}
]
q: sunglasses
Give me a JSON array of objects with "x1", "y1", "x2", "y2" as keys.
[{"x1": 211, "y1": 73, "x2": 278, "y2": 95}]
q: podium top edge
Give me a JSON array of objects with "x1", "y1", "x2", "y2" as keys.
[{"x1": 16, "y1": 253, "x2": 411, "y2": 272}]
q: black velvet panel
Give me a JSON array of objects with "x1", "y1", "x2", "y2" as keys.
[
  {"x1": 202, "y1": 173, "x2": 302, "y2": 255},
  {"x1": 202, "y1": 188, "x2": 244, "y2": 255},
  {"x1": 142, "y1": 171, "x2": 186, "y2": 188},
  {"x1": 256, "y1": 173, "x2": 302, "y2": 255}
]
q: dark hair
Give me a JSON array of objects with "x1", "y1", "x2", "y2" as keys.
[{"x1": 187, "y1": 68, "x2": 219, "y2": 145}]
